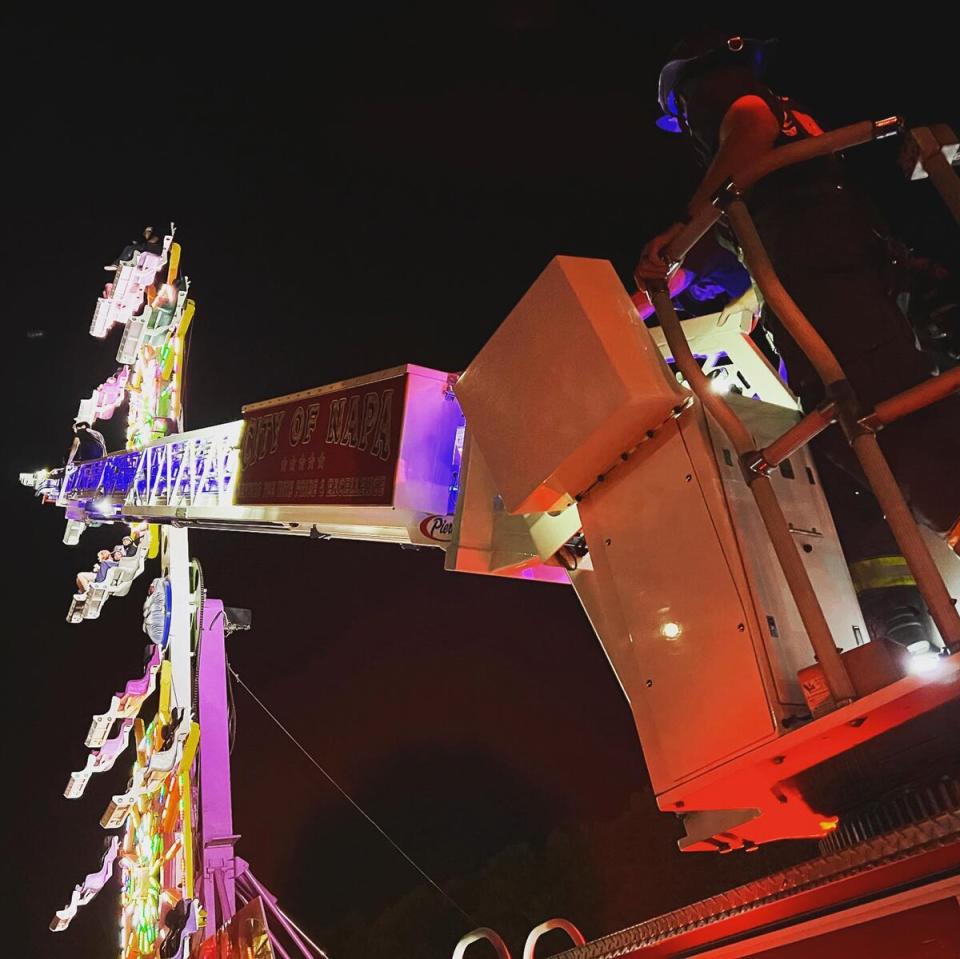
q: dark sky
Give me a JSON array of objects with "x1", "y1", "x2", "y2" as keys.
[{"x1": 6, "y1": 9, "x2": 959, "y2": 959}]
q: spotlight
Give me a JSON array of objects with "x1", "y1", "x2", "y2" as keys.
[{"x1": 906, "y1": 650, "x2": 946, "y2": 677}]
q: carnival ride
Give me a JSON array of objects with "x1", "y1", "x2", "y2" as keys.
[
  {"x1": 67, "y1": 529, "x2": 152, "y2": 622},
  {"x1": 19, "y1": 120, "x2": 960, "y2": 958}
]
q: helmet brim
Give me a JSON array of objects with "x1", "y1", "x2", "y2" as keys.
[
  {"x1": 656, "y1": 114, "x2": 683, "y2": 134},
  {"x1": 656, "y1": 37, "x2": 777, "y2": 115}
]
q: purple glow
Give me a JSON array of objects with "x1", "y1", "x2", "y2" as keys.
[
  {"x1": 114, "y1": 645, "x2": 162, "y2": 701},
  {"x1": 85, "y1": 645, "x2": 163, "y2": 748},
  {"x1": 198, "y1": 598, "x2": 239, "y2": 934}
]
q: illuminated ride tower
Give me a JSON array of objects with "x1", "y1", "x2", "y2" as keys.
[{"x1": 42, "y1": 230, "x2": 327, "y2": 958}]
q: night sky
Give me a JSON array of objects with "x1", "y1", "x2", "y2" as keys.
[{"x1": 7, "y1": 10, "x2": 959, "y2": 959}]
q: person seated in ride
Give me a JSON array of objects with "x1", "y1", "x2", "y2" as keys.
[
  {"x1": 121, "y1": 536, "x2": 138, "y2": 558},
  {"x1": 75, "y1": 549, "x2": 117, "y2": 599},
  {"x1": 67, "y1": 421, "x2": 106, "y2": 466},
  {"x1": 150, "y1": 277, "x2": 180, "y2": 311},
  {"x1": 111, "y1": 545, "x2": 126, "y2": 563},
  {"x1": 104, "y1": 226, "x2": 163, "y2": 273}
]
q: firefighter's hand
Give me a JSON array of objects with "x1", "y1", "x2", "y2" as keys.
[{"x1": 634, "y1": 222, "x2": 687, "y2": 290}]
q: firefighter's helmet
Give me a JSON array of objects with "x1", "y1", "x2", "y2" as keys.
[{"x1": 657, "y1": 33, "x2": 777, "y2": 133}]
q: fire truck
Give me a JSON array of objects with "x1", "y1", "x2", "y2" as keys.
[{"x1": 22, "y1": 119, "x2": 960, "y2": 957}]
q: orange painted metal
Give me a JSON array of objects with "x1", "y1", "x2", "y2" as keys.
[
  {"x1": 656, "y1": 659, "x2": 960, "y2": 849},
  {"x1": 870, "y1": 366, "x2": 960, "y2": 427}
]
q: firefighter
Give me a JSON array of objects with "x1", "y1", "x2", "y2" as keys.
[
  {"x1": 67, "y1": 420, "x2": 107, "y2": 466},
  {"x1": 634, "y1": 32, "x2": 960, "y2": 643}
]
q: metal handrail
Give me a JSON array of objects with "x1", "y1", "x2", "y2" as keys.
[
  {"x1": 650, "y1": 282, "x2": 856, "y2": 703},
  {"x1": 726, "y1": 199, "x2": 960, "y2": 652},
  {"x1": 661, "y1": 118, "x2": 900, "y2": 268},
  {"x1": 452, "y1": 928, "x2": 513, "y2": 959},
  {"x1": 649, "y1": 116, "x2": 960, "y2": 659},
  {"x1": 522, "y1": 919, "x2": 585, "y2": 959},
  {"x1": 751, "y1": 367, "x2": 960, "y2": 471},
  {"x1": 870, "y1": 366, "x2": 960, "y2": 428}
]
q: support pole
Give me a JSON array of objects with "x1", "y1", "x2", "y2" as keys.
[
  {"x1": 243, "y1": 870, "x2": 321, "y2": 957},
  {"x1": 163, "y1": 526, "x2": 194, "y2": 718},
  {"x1": 197, "y1": 597, "x2": 240, "y2": 936}
]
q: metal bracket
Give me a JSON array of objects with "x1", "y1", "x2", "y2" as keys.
[
  {"x1": 711, "y1": 177, "x2": 744, "y2": 210},
  {"x1": 900, "y1": 124, "x2": 960, "y2": 180},
  {"x1": 825, "y1": 379, "x2": 873, "y2": 442}
]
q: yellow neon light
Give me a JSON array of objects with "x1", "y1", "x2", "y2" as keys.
[
  {"x1": 178, "y1": 721, "x2": 201, "y2": 775},
  {"x1": 157, "y1": 661, "x2": 172, "y2": 724},
  {"x1": 148, "y1": 525, "x2": 160, "y2": 559},
  {"x1": 178, "y1": 722, "x2": 201, "y2": 899},
  {"x1": 166, "y1": 243, "x2": 182, "y2": 285}
]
